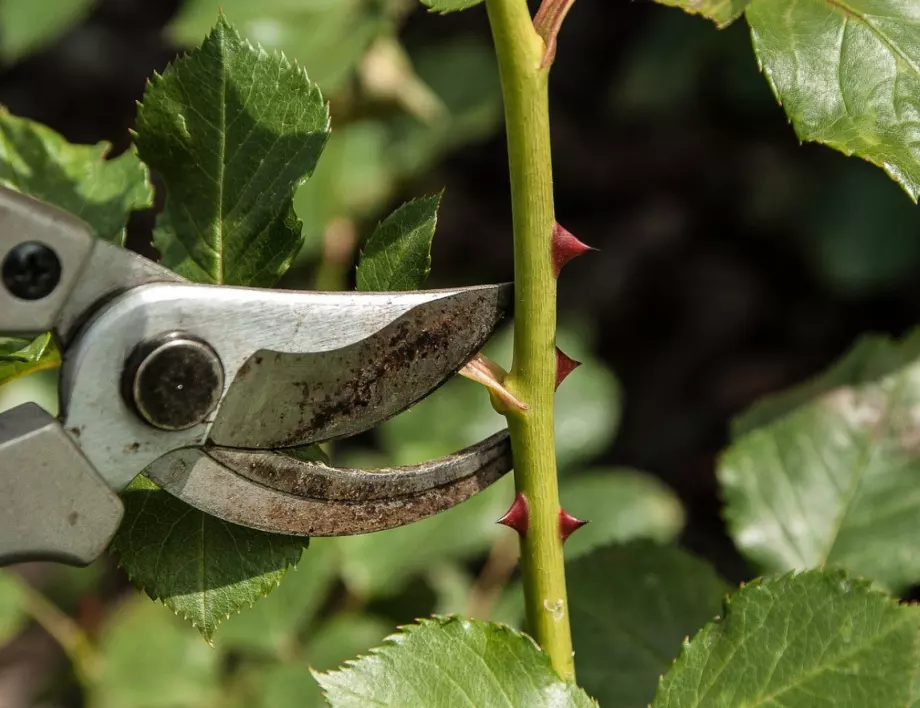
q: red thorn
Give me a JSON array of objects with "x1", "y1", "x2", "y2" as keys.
[
  {"x1": 551, "y1": 222, "x2": 594, "y2": 277},
  {"x1": 497, "y1": 493, "x2": 529, "y2": 537},
  {"x1": 555, "y1": 347, "x2": 581, "y2": 390},
  {"x1": 559, "y1": 508, "x2": 589, "y2": 544}
]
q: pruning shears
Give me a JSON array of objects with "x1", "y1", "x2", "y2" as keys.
[{"x1": 0, "y1": 187, "x2": 514, "y2": 567}]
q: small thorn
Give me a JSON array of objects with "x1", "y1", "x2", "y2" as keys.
[
  {"x1": 497, "y1": 493, "x2": 529, "y2": 537},
  {"x1": 551, "y1": 222, "x2": 595, "y2": 277},
  {"x1": 555, "y1": 347, "x2": 581, "y2": 390},
  {"x1": 559, "y1": 508, "x2": 589, "y2": 544}
]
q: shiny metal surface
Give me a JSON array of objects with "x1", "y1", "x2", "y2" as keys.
[
  {"x1": 55, "y1": 239, "x2": 182, "y2": 345},
  {"x1": 60, "y1": 282, "x2": 512, "y2": 491},
  {"x1": 145, "y1": 431, "x2": 512, "y2": 536},
  {"x1": 210, "y1": 283, "x2": 512, "y2": 447}
]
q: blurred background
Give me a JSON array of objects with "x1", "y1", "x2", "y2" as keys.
[{"x1": 1, "y1": 0, "x2": 919, "y2": 706}]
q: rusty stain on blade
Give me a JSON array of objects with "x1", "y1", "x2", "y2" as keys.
[
  {"x1": 208, "y1": 284, "x2": 512, "y2": 449},
  {"x1": 144, "y1": 431, "x2": 513, "y2": 536}
]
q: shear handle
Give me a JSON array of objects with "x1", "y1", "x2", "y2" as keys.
[{"x1": 0, "y1": 404, "x2": 123, "y2": 566}]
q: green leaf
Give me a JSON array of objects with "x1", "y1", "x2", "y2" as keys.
[
  {"x1": 93, "y1": 596, "x2": 221, "y2": 708},
  {"x1": 109, "y1": 476, "x2": 304, "y2": 641},
  {"x1": 355, "y1": 194, "x2": 441, "y2": 292},
  {"x1": 721, "y1": 352, "x2": 920, "y2": 592},
  {"x1": 652, "y1": 0, "x2": 750, "y2": 27},
  {"x1": 653, "y1": 569, "x2": 920, "y2": 708},
  {"x1": 217, "y1": 540, "x2": 336, "y2": 655},
  {"x1": 560, "y1": 470, "x2": 685, "y2": 560},
  {"x1": 0, "y1": 333, "x2": 60, "y2": 387},
  {"x1": 168, "y1": 1, "x2": 384, "y2": 95},
  {"x1": 135, "y1": 15, "x2": 330, "y2": 286},
  {"x1": 0, "y1": 571, "x2": 27, "y2": 646},
  {"x1": 569, "y1": 543, "x2": 728, "y2": 708},
  {"x1": 746, "y1": 0, "x2": 920, "y2": 201},
  {"x1": 0, "y1": 0, "x2": 95, "y2": 64},
  {"x1": 0, "y1": 108, "x2": 153, "y2": 244},
  {"x1": 733, "y1": 328, "x2": 920, "y2": 437},
  {"x1": 420, "y1": 0, "x2": 486, "y2": 13},
  {"x1": 314, "y1": 616, "x2": 596, "y2": 707}
]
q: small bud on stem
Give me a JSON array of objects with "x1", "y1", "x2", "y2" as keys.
[
  {"x1": 558, "y1": 508, "x2": 588, "y2": 543},
  {"x1": 551, "y1": 222, "x2": 594, "y2": 277},
  {"x1": 460, "y1": 354, "x2": 528, "y2": 412},
  {"x1": 497, "y1": 493, "x2": 530, "y2": 537}
]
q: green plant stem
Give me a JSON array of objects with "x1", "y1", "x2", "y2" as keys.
[
  {"x1": 485, "y1": 0, "x2": 574, "y2": 681},
  {"x1": 10, "y1": 574, "x2": 101, "y2": 685}
]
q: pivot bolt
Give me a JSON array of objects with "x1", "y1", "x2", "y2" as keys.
[
  {"x1": 2, "y1": 242, "x2": 62, "y2": 300},
  {"x1": 123, "y1": 333, "x2": 224, "y2": 431}
]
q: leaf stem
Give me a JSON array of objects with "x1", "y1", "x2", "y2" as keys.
[{"x1": 485, "y1": 0, "x2": 575, "y2": 680}]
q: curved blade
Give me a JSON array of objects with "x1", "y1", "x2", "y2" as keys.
[
  {"x1": 209, "y1": 284, "x2": 512, "y2": 448},
  {"x1": 144, "y1": 431, "x2": 512, "y2": 536}
]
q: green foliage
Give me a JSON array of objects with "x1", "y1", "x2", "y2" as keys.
[
  {"x1": 135, "y1": 15, "x2": 330, "y2": 286},
  {"x1": 747, "y1": 0, "x2": 920, "y2": 202},
  {"x1": 653, "y1": 570, "x2": 920, "y2": 707},
  {"x1": 0, "y1": 0, "x2": 95, "y2": 64},
  {"x1": 734, "y1": 329, "x2": 920, "y2": 437},
  {"x1": 217, "y1": 541, "x2": 337, "y2": 656},
  {"x1": 0, "y1": 108, "x2": 153, "y2": 244},
  {"x1": 0, "y1": 571, "x2": 27, "y2": 645},
  {"x1": 653, "y1": 0, "x2": 750, "y2": 27},
  {"x1": 560, "y1": 472, "x2": 684, "y2": 559},
  {"x1": 653, "y1": 0, "x2": 920, "y2": 200},
  {"x1": 356, "y1": 194, "x2": 441, "y2": 291},
  {"x1": 290, "y1": 34, "x2": 501, "y2": 267},
  {"x1": 721, "y1": 342, "x2": 920, "y2": 592},
  {"x1": 93, "y1": 596, "x2": 221, "y2": 708},
  {"x1": 420, "y1": 0, "x2": 486, "y2": 13},
  {"x1": 168, "y1": 0, "x2": 386, "y2": 94},
  {"x1": 569, "y1": 543, "x2": 728, "y2": 708},
  {"x1": 314, "y1": 616, "x2": 596, "y2": 707},
  {"x1": 0, "y1": 333, "x2": 60, "y2": 387},
  {"x1": 109, "y1": 476, "x2": 304, "y2": 642}
]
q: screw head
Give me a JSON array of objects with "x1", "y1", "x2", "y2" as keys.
[
  {"x1": 123, "y1": 334, "x2": 224, "y2": 431},
  {"x1": 2, "y1": 242, "x2": 62, "y2": 300}
]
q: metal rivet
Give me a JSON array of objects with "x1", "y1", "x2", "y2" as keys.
[
  {"x1": 2, "y1": 242, "x2": 62, "y2": 300},
  {"x1": 123, "y1": 333, "x2": 224, "y2": 431}
]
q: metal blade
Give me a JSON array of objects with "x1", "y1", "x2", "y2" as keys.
[
  {"x1": 61, "y1": 282, "x2": 510, "y2": 492},
  {"x1": 144, "y1": 431, "x2": 512, "y2": 536},
  {"x1": 209, "y1": 283, "x2": 512, "y2": 448}
]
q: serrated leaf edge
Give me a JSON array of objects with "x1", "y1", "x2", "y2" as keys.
[
  {"x1": 656, "y1": 567, "x2": 916, "y2": 703},
  {"x1": 110, "y1": 536, "x2": 301, "y2": 643}
]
